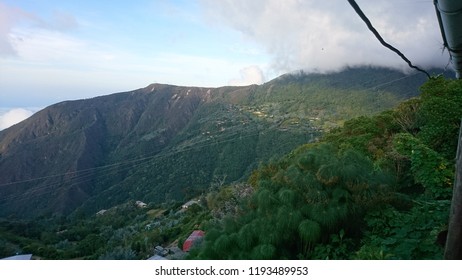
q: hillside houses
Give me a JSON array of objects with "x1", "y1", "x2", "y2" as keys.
[
  {"x1": 182, "y1": 199, "x2": 200, "y2": 209},
  {"x1": 182, "y1": 230, "x2": 205, "y2": 252},
  {"x1": 135, "y1": 201, "x2": 147, "y2": 208}
]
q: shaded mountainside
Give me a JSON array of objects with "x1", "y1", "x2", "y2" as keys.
[{"x1": 0, "y1": 67, "x2": 438, "y2": 218}]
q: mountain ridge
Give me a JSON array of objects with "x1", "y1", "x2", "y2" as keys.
[{"x1": 0, "y1": 66, "x2": 441, "y2": 218}]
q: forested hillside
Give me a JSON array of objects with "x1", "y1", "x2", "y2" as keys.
[
  {"x1": 0, "y1": 67, "x2": 431, "y2": 218},
  {"x1": 1, "y1": 68, "x2": 457, "y2": 260},
  {"x1": 189, "y1": 76, "x2": 461, "y2": 259}
]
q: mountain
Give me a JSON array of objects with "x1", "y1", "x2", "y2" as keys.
[{"x1": 0, "y1": 67, "x2": 439, "y2": 218}]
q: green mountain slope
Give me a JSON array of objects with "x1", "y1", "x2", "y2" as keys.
[
  {"x1": 189, "y1": 76, "x2": 461, "y2": 260},
  {"x1": 0, "y1": 67, "x2": 437, "y2": 218}
]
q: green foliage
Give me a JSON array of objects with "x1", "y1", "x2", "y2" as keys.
[
  {"x1": 1, "y1": 74, "x2": 459, "y2": 260},
  {"x1": 360, "y1": 200, "x2": 449, "y2": 259},
  {"x1": 0, "y1": 198, "x2": 214, "y2": 260},
  {"x1": 353, "y1": 245, "x2": 391, "y2": 260},
  {"x1": 0, "y1": 238, "x2": 21, "y2": 257},
  {"x1": 193, "y1": 142, "x2": 394, "y2": 259},
  {"x1": 298, "y1": 219, "x2": 321, "y2": 252},
  {"x1": 311, "y1": 229, "x2": 355, "y2": 260},
  {"x1": 418, "y1": 77, "x2": 462, "y2": 158},
  {"x1": 251, "y1": 244, "x2": 276, "y2": 260},
  {"x1": 393, "y1": 98, "x2": 421, "y2": 134},
  {"x1": 192, "y1": 76, "x2": 461, "y2": 260},
  {"x1": 393, "y1": 133, "x2": 453, "y2": 199},
  {"x1": 99, "y1": 246, "x2": 137, "y2": 260}
]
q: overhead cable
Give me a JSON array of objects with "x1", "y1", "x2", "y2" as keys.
[{"x1": 347, "y1": 0, "x2": 432, "y2": 79}]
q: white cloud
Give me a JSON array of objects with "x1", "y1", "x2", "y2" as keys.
[
  {"x1": 2, "y1": 0, "x2": 448, "y2": 110},
  {"x1": 1, "y1": 1, "x2": 273, "y2": 108},
  {"x1": 0, "y1": 2, "x2": 78, "y2": 57},
  {"x1": 200, "y1": 0, "x2": 449, "y2": 74},
  {"x1": 228, "y1": 65, "x2": 265, "y2": 86},
  {"x1": 10, "y1": 28, "x2": 87, "y2": 63},
  {"x1": 0, "y1": 108, "x2": 34, "y2": 130},
  {"x1": 0, "y1": 2, "x2": 33, "y2": 56},
  {"x1": 1, "y1": 11, "x2": 267, "y2": 104}
]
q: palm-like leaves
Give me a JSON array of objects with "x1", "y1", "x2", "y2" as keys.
[{"x1": 299, "y1": 219, "x2": 321, "y2": 244}]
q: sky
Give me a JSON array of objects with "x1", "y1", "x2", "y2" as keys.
[{"x1": 0, "y1": 0, "x2": 451, "y2": 130}]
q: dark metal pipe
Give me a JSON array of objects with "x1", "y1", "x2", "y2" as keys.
[{"x1": 434, "y1": 0, "x2": 462, "y2": 79}]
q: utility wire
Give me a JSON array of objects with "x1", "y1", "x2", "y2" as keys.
[
  {"x1": 347, "y1": 0, "x2": 432, "y2": 79},
  {"x1": 0, "y1": 124, "x2": 271, "y2": 203},
  {"x1": 0, "y1": 70, "x2": 422, "y2": 192},
  {"x1": 0, "y1": 70, "x2": 424, "y2": 202}
]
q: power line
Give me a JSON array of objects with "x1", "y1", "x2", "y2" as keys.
[
  {"x1": 347, "y1": 0, "x2": 431, "y2": 79},
  {"x1": 0, "y1": 71, "x2": 425, "y2": 203},
  {"x1": 365, "y1": 71, "x2": 420, "y2": 91},
  {"x1": 0, "y1": 124, "x2": 270, "y2": 203},
  {"x1": 0, "y1": 71, "x2": 421, "y2": 190}
]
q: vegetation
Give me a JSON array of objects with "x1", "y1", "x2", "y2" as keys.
[
  {"x1": 0, "y1": 67, "x2": 428, "y2": 218},
  {"x1": 0, "y1": 200, "x2": 211, "y2": 259},
  {"x1": 188, "y1": 76, "x2": 461, "y2": 259},
  {"x1": 0, "y1": 69, "x2": 458, "y2": 260}
]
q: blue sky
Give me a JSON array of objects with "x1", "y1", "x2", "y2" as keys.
[
  {"x1": 0, "y1": 0, "x2": 451, "y2": 129},
  {"x1": 0, "y1": 0, "x2": 269, "y2": 108}
]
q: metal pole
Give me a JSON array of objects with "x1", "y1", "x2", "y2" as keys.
[{"x1": 445, "y1": 120, "x2": 462, "y2": 259}]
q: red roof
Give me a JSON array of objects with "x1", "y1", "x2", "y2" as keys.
[{"x1": 182, "y1": 230, "x2": 205, "y2": 252}]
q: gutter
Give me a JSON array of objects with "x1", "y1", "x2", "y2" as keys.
[{"x1": 434, "y1": 0, "x2": 462, "y2": 79}]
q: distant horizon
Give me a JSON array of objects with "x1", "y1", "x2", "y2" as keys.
[
  {"x1": 0, "y1": 64, "x2": 450, "y2": 131},
  {"x1": 0, "y1": 0, "x2": 452, "y2": 129}
]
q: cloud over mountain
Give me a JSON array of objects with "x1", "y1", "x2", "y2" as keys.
[
  {"x1": 200, "y1": 0, "x2": 449, "y2": 74},
  {"x1": 229, "y1": 65, "x2": 265, "y2": 86},
  {"x1": 0, "y1": 108, "x2": 34, "y2": 130}
]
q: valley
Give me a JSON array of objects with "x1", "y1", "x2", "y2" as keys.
[{"x1": 0, "y1": 66, "x2": 456, "y2": 260}]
